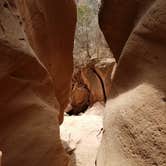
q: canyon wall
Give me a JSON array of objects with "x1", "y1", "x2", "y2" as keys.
[
  {"x1": 17, "y1": 0, "x2": 77, "y2": 123},
  {"x1": 0, "y1": 0, "x2": 166, "y2": 165},
  {"x1": 0, "y1": 0, "x2": 76, "y2": 166},
  {"x1": 97, "y1": 0, "x2": 166, "y2": 165}
]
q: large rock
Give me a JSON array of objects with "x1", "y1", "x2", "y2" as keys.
[
  {"x1": 17, "y1": 0, "x2": 77, "y2": 123},
  {"x1": 81, "y1": 67, "x2": 105, "y2": 104},
  {"x1": 94, "y1": 58, "x2": 115, "y2": 98},
  {"x1": 0, "y1": 0, "x2": 76, "y2": 166},
  {"x1": 70, "y1": 83, "x2": 89, "y2": 115},
  {"x1": 69, "y1": 58, "x2": 115, "y2": 115},
  {"x1": 97, "y1": 0, "x2": 166, "y2": 165}
]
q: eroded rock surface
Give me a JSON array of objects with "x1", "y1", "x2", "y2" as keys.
[
  {"x1": 97, "y1": 0, "x2": 166, "y2": 165},
  {"x1": 70, "y1": 83, "x2": 90, "y2": 115},
  {"x1": 1, "y1": 0, "x2": 166, "y2": 166},
  {"x1": 17, "y1": 0, "x2": 77, "y2": 123},
  {"x1": 68, "y1": 58, "x2": 115, "y2": 115},
  {"x1": 0, "y1": 0, "x2": 76, "y2": 166}
]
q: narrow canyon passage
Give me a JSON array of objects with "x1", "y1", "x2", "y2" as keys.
[
  {"x1": 0, "y1": 0, "x2": 166, "y2": 166},
  {"x1": 60, "y1": 1, "x2": 113, "y2": 165},
  {"x1": 61, "y1": 103, "x2": 104, "y2": 166}
]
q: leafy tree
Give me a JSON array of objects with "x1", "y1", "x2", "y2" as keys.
[{"x1": 74, "y1": 0, "x2": 112, "y2": 67}]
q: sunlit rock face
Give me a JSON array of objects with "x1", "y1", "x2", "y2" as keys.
[
  {"x1": 0, "y1": 0, "x2": 76, "y2": 166},
  {"x1": 68, "y1": 58, "x2": 115, "y2": 115},
  {"x1": 97, "y1": 0, "x2": 166, "y2": 165}
]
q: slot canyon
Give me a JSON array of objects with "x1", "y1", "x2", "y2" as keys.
[{"x1": 0, "y1": 0, "x2": 166, "y2": 166}]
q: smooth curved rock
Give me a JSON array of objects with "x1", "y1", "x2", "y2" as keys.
[
  {"x1": 69, "y1": 58, "x2": 115, "y2": 115},
  {"x1": 94, "y1": 58, "x2": 115, "y2": 98},
  {"x1": 70, "y1": 83, "x2": 90, "y2": 115},
  {"x1": 0, "y1": 0, "x2": 76, "y2": 166},
  {"x1": 17, "y1": 0, "x2": 77, "y2": 123},
  {"x1": 97, "y1": 0, "x2": 166, "y2": 165},
  {"x1": 81, "y1": 67, "x2": 105, "y2": 104}
]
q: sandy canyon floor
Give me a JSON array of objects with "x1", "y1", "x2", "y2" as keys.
[{"x1": 60, "y1": 103, "x2": 104, "y2": 166}]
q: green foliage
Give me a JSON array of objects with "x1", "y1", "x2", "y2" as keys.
[
  {"x1": 77, "y1": 5, "x2": 92, "y2": 26},
  {"x1": 73, "y1": 0, "x2": 112, "y2": 66}
]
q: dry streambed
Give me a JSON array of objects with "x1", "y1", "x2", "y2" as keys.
[{"x1": 60, "y1": 103, "x2": 104, "y2": 166}]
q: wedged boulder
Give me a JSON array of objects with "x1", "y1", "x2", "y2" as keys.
[
  {"x1": 81, "y1": 67, "x2": 105, "y2": 104},
  {"x1": 94, "y1": 58, "x2": 115, "y2": 98},
  {"x1": 70, "y1": 83, "x2": 89, "y2": 115},
  {"x1": 68, "y1": 57, "x2": 115, "y2": 115}
]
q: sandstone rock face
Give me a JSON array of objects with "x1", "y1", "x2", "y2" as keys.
[
  {"x1": 94, "y1": 58, "x2": 115, "y2": 99},
  {"x1": 0, "y1": 151, "x2": 2, "y2": 166},
  {"x1": 69, "y1": 58, "x2": 115, "y2": 115},
  {"x1": 70, "y1": 83, "x2": 89, "y2": 115},
  {"x1": 0, "y1": 0, "x2": 76, "y2": 166},
  {"x1": 97, "y1": 0, "x2": 166, "y2": 166},
  {"x1": 17, "y1": 0, "x2": 77, "y2": 123},
  {"x1": 1, "y1": 0, "x2": 166, "y2": 165}
]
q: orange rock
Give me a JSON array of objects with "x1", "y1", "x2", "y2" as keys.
[
  {"x1": 81, "y1": 67, "x2": 105, "y2": 104},
  {"x1": 17, "y1": 0, "x2": 77, "y2": 123},
  {"x1": 94, "y1": 58, "x2": 115, "y2": 98},
  {"x1": 70, "y1": 83, "x2": 89, "y2": 114},
  {"x1": 0, "y1": 0, "x2": 76, "y2": 166}
]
